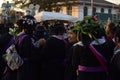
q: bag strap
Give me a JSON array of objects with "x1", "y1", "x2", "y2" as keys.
[{"x1": 89, "y1": 44, "x2": 108, "y2": 75}]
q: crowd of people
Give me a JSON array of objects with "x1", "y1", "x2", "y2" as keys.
[{"x1": 0, "y1": 14, "x2": 120, "y2": 80}]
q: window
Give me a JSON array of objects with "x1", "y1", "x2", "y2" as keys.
[
  {"x1": 108, "y1": 9, "x2": 111, "y2": 14},
  {"x1": 101, "y1": 8, "x2": 104, "y2": 13},
  {"x1": 67, "y1": 6, "x2": 72, "y2": 15},
  {"x1": 56, "y1": 7, "x2": 61, "y2": 12},
  {"x1": 93, "y1": 7, "x2": 96, "y2": 15},
  {"x1": 84, "y1": 6, "x2": 88, "y2": 16}
]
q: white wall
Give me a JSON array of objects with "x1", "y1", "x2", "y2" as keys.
[
  {"x1": 112, "y1": 9, "x2": 116, "y2": 14},
  {"x1": 88, "y1": 6, "x2": 92, "y2": 15},
  {"x1": 78, "y1": 5, "x2": 84, "y2": 20},
  {"x1": 104, "y1": 8, "x2": 108, "y2": 13},
  {"x1": 96, "y1": 7, "x2": 101, "y2": 13}
]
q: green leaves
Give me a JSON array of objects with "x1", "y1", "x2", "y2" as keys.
[
  {"x1": 74, "y1": 15, "x2": 103, "y2": 40},
  {"x1": 9, "y1": 26, "x2": 19, "y2": 36}
]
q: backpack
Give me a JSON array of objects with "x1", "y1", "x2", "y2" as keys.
[{"x1": 2, "y1": 34, "x2": 28, "y2": 71}]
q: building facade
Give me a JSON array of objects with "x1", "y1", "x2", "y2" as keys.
[{"x1": 58, "y1": 0, "x2": 120, "y2": 21}]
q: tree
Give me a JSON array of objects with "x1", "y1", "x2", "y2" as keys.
[
  {"x1": 13, "y1": 0, "x2": 79, "y2": 11},
  {"x1": 13, "y1": 0, "x2": 30, "y2": 8}
]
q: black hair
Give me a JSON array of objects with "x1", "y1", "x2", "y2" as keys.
[
  {"x1": 16, "y1": 19, "x2": 25, "y2": 32},
  {"x1": 16, "y1": 15, "x2": 37, "y2": 36},
  {"x1": 81, "y1": 24, "x2": 105, "y2": 46},
  {"x1": 33, "y1": 25, "x2": 46, "y2": 40},
  {"x1": 108, "y1": 23, "x2": 116, "y2": 35},
  {"x1": 81, "y1": 33, "x2": 92, "y2": 46},
  {"x1": 114, "y1": 27, "x2": 120, "y2": 42},
  {"x1": 91, "y1": 24, "x2": 106, "y2": 39},
  {"x1": 50, "y1": 22, "x2": 65, "y2": 35}
]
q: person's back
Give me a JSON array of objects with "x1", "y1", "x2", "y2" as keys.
[
  {"x1": 0, "y1": 32, "x2": 13, "y2": 80},
  {"x1": 2, "y1": 15, "x2": 39, "y2": 80},
  {"x1": 70, "y1": 16, "x2": 115, "y2": 80},
  {"x1": 72, "y1": 36, "x2": 114, "y2": 80},
  {"x1": 109, "y1": 27, "x2": 120, "y2": 80},
  {"x1": 40, "y1": 23, "x2": 67, "y2": 80},
  {"x1": 65, "y1": 26, "x2": 79, "y2": 80}
]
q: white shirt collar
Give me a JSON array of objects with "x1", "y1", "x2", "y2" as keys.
[
  {"x1": 73, "y1": 41, "x2": 83, "y2": 46},
  {"x1": 91, "y1": 36, "x2": 106, "y2": 45}
]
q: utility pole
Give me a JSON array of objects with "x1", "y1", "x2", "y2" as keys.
[
  {"x1": 112, "y1": 0, "x2": 115, "y2": 22},
  {"x1": 91, "y1": 0, "x2": 93, "y2": 15}
]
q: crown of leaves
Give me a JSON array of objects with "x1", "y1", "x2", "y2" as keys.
[{"x1": 73, "y1": 15, "x2": 105, "y2": 41}]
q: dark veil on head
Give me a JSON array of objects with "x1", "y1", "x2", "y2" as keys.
[{"x1": 16, "y1": 15, "x2": 37, "y2": 36}]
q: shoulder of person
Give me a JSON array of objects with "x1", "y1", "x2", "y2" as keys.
[
  {"x1": 114, "y1": 49, "x2": 120, "y2": 55},
  {"x1": 73, "y1": 41, "x2": 83, "y2": 47}
]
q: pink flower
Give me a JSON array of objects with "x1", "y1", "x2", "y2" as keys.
[{"x1": 93, "y1": 15, "x2": 98, "y2": 21}]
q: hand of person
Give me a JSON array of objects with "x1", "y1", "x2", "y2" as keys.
[{"x1": 107, "y1": 17, "x2": 111, "y2": 26}]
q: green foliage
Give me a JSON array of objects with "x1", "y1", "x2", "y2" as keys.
[
  {"x1": 74, "y1": 15, "x2": 105, "y2": 40},
  {"x1": 9, "y1": 26, "x2": 19, "y2": 36},
  {"x1": 13, "y1": 0, "x2": 78, "y2": 11}
]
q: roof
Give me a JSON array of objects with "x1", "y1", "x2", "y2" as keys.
[
  {"x1": 80, "y1": 0, "x2": 115, "y2": 5},
  {"x1": 57, "y1": 0, "x2": 119, "y2": 8},
  {"x1": 80, "y1": 0, "x2": 119, "y2": 8}
]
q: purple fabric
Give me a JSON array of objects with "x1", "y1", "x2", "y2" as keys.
[
  {"x1": 89, "y1": 44, "x2": 108, "y2": 75},
  {"x1": 23, "y1": 58, "x2": 28, "y2": 61},
  {"x1": 18, "y1": 35, "x2": 28, "y2": 61},
  {"x1": 4, "y1": 34, "x2": 28, "y2": 51},
  {"x1": 18, "y1": 35, "x2": 28, "y2": 45},
  {"x1": 3, "y1": 66, "x2": 8, "y2": 75},
  {"x1": 3, "y1": 35, "x2": 28, "y2": 75},
  {"x1": 78, "y1": 65, "x2": 104, "y2": 72},
  {"x1": 58, "y1": 35, "x2": 67, "y2": 43},
  {"x1": 89, "y1": 44, "x2": 107, "y2": 63}
]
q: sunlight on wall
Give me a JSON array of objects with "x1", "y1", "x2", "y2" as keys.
[{"x1": 105, "y1": 0, "x2": 120, "y2": 5}]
